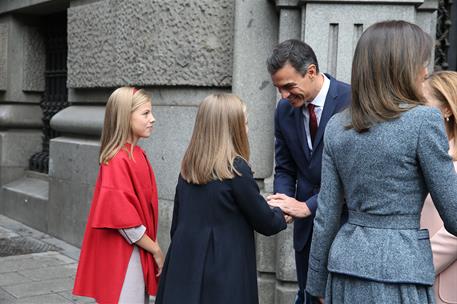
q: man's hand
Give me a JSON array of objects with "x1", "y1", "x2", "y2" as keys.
[{"x1": 267, "y1": 193, "x2": 311, "y2": 218}]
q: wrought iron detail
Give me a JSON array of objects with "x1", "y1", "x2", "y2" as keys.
[
  {"x1": 435, "y1": 0, "x2": 454, "y2": 71},
  {"x1": 29, "y1": 13, "x2": 68, "y2": 173}
]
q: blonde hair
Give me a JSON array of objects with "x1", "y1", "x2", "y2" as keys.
[
  {"x1": 349, "y1": 20, "x2": 432, "y2": 132},
  {"x1": 99, "y1": 87, "x2": 152, "y2": 164},
  {"x1": 181, "y1": 93, "x2": 250, "y2": 184},
  {"x1": 425, "y1": 71, "x2": 457, "y2": 160}
]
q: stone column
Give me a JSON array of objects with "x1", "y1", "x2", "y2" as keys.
[{"x1": 0, "y1": 14, "x2": 46, "y2": 229}]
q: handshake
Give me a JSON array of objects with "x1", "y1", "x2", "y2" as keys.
[{"x1": 266, "y1": 193, "x2": 312, "y2": 224}]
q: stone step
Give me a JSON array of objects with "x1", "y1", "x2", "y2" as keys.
[{"x1": 1, "y1": 176, "x2": 49, "y2": 232}]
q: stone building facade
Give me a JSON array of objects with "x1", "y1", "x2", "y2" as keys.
[{"x1": 0, "y1": 0, "x2": 444, "y2": 302}]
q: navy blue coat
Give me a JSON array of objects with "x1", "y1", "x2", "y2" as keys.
[
  {"x1": 274, "y1": 74, "x2": 350, "y2": 252},
  {"x1": 155, "y1": 158, "x2": 287, "y2": 304}
]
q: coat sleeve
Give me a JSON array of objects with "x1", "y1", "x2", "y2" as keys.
[
  {"x1": 430, "y1": 226, "x2": 457, "y2": 275},
  {"x1": 232, "y1": 158, "x2": 287, "y2": 236},
  {"x1": 306, "y1": 129, "x2": 345, "y2": 297},
  {"x1": 417, "y1": 109, "x2": 457, "y2": 236},
  {"x1": 273, "y1": 103, "x2": 298, "y2": 198},
  {"x1": 90, "y1": 159, "x2": 143, "y2": 229}
]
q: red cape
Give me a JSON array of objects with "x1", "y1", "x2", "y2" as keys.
[{"x1": 73, "y1": 145, "x2": 159, "y2": 303}]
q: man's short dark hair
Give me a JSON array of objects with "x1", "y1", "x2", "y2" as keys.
[{"x1": 267, "y1": 39, "x2": 319, "y2": 75}]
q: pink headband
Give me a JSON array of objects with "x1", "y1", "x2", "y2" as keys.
[{"x1": 132, "y1": 87, "x2": 139, "y2": 95}]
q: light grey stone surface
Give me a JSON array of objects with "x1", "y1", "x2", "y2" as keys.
[
  {"x1": 68, "y1": 87, "x2": 229, "y2": 106},
  {"x1": 1, "y1": 176, "x2": 49, "y2": 232},
  {"x1": 67, "y1": 0, "x2": 234, "y2": 88},
  {"x1": 50, "y1": 106, "x2": 105, "y2": 136},
  {"x1": 275, "y1": 281, "x2": 298, "y2": 304},
  {"x1": 0, "y1": 16, "x2": 42, "y2": 103},
  {"x1": 279, "y1": 8, "x2": 302, "y2": 41},
  {"x1": 302, "y1": 3, "x2": 416, "y2": 83},
  {"x1": 275, "y1": 225, "x2": 297, "y2": 281},
  {"x1": 22, "y1": 25, "x2": 45, "y2": 92},
  {"x1": 13, "y1": 293, "x2": 73, "y2": 304},
  {"x1": 0, "y1": 130, "x2": 42, "y2": 186},
  {"x1": 157, "y1": 198, "x2": 173, "y2": 253},
  {"x1": 140, "y1": 105, "x2": 197, "y2": 201},
  {"x1": 48, "y1": 137, "x2": 99, "y2": 247},
  {"x1": 232, "y1": 0, "x2": 278, "y2": 179},
  {"x1": 18, "y1": 263, "x2": 77, "y2": 281},
  {"x1": 2, "y1": 277, "x2": 74, "y2": 298},
  {"x1": 0, "y1": 20, "x2": 8, "y2": 90},
  {"x1": 256, "y1": 233, "x2": 277, "y2": 273},
  {"x1": 0, "y1": 272, "x2": 31, "y2": 287},
  {"x1": 0, "y1": 131, "x2": 43, "y2": 167},
  {"x1": 0, "y1": 105, "x2": 42, "y2": 128},
  {"x1": 258, "y1": 273, "x2": 276, "y2": 304}
]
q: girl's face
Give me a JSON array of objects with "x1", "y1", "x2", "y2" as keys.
[
  {"x1": 416, "y1": 66, "x2": 429, "y2": 93},
  {"x1": 130, "y1": 102, "x2": 155, "y2": 143}
]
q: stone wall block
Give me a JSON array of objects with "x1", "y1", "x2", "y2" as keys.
[
  {"x1": 48, "y1": 137, "x2": 100, "y2": 185},
  {"x1": 303, "y1": 3, "x2": 415, "y2": 83},
  {"x1": 256, "y1": 233, "x2": 277, "y2": 273},
  {"x1": 48, "y1": 177, "x2": 94, "y2": 247},
  {"x1": 0, "y1": 105, "x2": 42, "y2": 129},
  {"x1": 48, "y1": 137, "x2": 100, "y2": 247},
  {"x1": 275, "y1": 225, "x2": 297, "y2": 281},
  {"x1": 139, "y1": 105, "x2": 197, "y2": 201},
  {"x1": 157, "y1": 198, "x2": 174, "y2": 253},
  {"x1": 275, "y1": 281, "x2": 298, "y2": 304},
  {"x1": 68, "y1": 0, "x2": 234, "y2": 88},
  {"x1": 67, "y1": 0, "x2": 116, "y2": 88},
  {"x1": 258, "y1": 273, "x2": 276, "y2": 304},
  {"x1": 232, "y1": 0, "x2": 278, "y2": 178},
  {"x1": 0, "y1": 20, "x2": 8, "y2": 90},
  {"x1": 0, "y1": 131, "x2": 42, "y2": 167},
  {"x1": 22, "y1": 25, "x2": 45, "y2": 92}
]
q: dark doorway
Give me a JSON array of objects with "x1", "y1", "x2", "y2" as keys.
[{"x1": 29, "y1": 12, "x2": 68, "y2": 173}]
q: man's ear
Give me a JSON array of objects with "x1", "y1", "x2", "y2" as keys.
[{"x1": 307, "y1": 64, "x2": 317, "y2": 78}]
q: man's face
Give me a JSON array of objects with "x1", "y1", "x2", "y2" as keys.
[{"x1": 271, "y1": 63, "x2": 317, "y2": 108}]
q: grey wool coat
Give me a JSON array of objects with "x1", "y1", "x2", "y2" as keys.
[{"x1": 306, "y1": 106, "x2": 457, "y2": 298}]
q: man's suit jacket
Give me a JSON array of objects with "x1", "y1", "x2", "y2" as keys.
[
  {"x1": 273, "y1": 74, "x2": 351, "y2": 252},
  {"x1": 421, "y1": 160, "x2": 457, "y2": 304},
  {"x1": 306, "y1": 106, "x2": 457, "y2": 298}
]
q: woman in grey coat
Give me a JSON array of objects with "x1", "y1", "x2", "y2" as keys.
[{"x1": 305, "y1": 21, "x2": 457, "y2": 303}]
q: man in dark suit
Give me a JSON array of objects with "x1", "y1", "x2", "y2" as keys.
[{"x1": 266, "y1": 39, "x2": 350, "y2": 304}]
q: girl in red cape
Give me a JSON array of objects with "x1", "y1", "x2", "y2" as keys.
[{"x1": 73, "y1": 87, "x2": 163, "y2": 304}]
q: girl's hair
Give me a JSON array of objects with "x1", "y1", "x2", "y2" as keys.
[
  {"x1": 99, "y1": 87, "x2": 151, "y2": 164},
  {"x1": 349, "y1": 20, "x2": 433, "y2": 132},
  {"x1": 425, "y1": 71, "x2": 457, "y2": 160},
  {"x1": 181, "y1": 93, "x2": 250, "y2": 184}
]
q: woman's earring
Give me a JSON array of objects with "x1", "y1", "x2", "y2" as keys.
[{"x1": 446, "y1": 116, "x2": 450, "y2": 122}]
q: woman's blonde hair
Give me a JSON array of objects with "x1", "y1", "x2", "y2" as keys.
[
  {"x1": 349, "y1": 20, "x2": 433, "y2": 132},
  {"x1": 425, "y1": 71, "x2": 457, "y2": 160},
  {"x1": 99, "y1": 87, "x2": 151, "y2": 164},
  {"x1": 181, "y1": 93, "x2": 250, "y2": 184}
]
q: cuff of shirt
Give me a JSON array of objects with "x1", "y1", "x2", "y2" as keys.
[{"x1": 118, "y1": 225, "x2": 146, "y2": 244}]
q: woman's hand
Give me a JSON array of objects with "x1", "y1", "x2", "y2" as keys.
[
  {"x1": 152, "y1": 246, "x2": 164, "y2": 276},
  {"x1": 135, "y1": 234, "x2": 165, "y2": 276}
]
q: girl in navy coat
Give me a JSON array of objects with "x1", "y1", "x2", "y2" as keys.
[{"x1": 155, "y1": 93, "x2": 287, "y2": 304}]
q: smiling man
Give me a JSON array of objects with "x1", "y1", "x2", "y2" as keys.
[{"x1": 266, "y1": 39, "x2": 350, "y2": 304}]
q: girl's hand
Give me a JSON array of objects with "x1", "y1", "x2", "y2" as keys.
[{"x1": 152, "y1": 246, "x2": 164, "y2": 276}]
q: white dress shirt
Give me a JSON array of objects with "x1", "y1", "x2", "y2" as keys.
[{"x1": 301, "y1": 74, "x2": 330, "y2": 151}]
